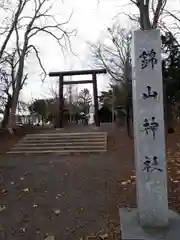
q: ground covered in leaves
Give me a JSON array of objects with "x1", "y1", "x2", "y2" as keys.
[{"x1": 0, "y1": 125, "x2": 179, "y2": 239}]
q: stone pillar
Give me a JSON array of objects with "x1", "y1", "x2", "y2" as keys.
[{"x1": 131, "y1": 29, "x2": 168, "y2": 227}]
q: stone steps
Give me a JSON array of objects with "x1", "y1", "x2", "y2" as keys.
[
  {"x1": 7, "y1": 149, "x2": 107, "y2": 155},
  {"x1": 15, "y1": 142, "x2": 105, "y2": 146},
  {"x1": 21, "y1": 137, "x2": 105, "y2": 142},
  {"x1": 23, "y1": 134, "x2": 105, "y2": 140},
  {"x1": 7, "y1": 131, "x2": 107, "y2": 155}
]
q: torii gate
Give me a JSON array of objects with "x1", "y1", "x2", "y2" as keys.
[{"x1": 49, "y1": 69, "x2": 107, "y2": 128}]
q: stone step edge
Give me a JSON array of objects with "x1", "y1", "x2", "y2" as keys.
[
  {"x1": 11, "y1": 145, "x2": 106, "y2": 150},
  {"x1": 24, "y1": 132, "x2": 107, "y2": 137},
  {"x1": 19, "y1": 137, "x2": 106, "y2": 142},
  {"x1": 7, "y1": 149, "x2": 107, "y2": 154},
  {"x1": 16, "y1": 141, "x2": 105, "y2": 146},
  {"x1": 23, "y1": 136, "x2": 106, "y2": 140}
]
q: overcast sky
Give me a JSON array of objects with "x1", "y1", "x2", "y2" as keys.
[
  {"x1": 20, "y1": 0, "x2": 136, "y2": 102},
  {"x1": 18, "y1": 0, "x2": 179, "y2": 102}
]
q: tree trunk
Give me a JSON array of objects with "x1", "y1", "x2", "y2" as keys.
[
  {"x1": 1, "y1": 96, "x2": 12, "y2": 128},
  {"x1": 138, "y1": 0, "x2": 152, "y2": 30},
  {"x1": 7, "y1": 87, "x2": 20, "y2": 132},
  {"x1": 7, "y1": 41, "x2": 28, "y2": 132}
]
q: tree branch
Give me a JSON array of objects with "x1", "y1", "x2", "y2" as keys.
[{"x1": 27, "y1": 44, "x2": 46, "y2": 80}]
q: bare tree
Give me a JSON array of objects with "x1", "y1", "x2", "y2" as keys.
[
  {"x1": 0, "y1": 49, "x2": 28, "y2": 127},
  {"x1": 91, "y1": 24, "x2": 131, "y2": 83},
  {"x1": 0, "y1": 0, "x2": 75, "y2": 131},
  {"x1": 161, "y1": 9, "x2": 180, "y2": 38},
  {"x1": 130, "y1": 0, "x2": 167, "y2": 30},
  {"x1": 0, "y1": 0, "x2": 28, "y2": 59}
]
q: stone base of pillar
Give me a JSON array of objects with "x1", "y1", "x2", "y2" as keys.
[{"x1": 119, "y1": 208, "x2": 180, "y2": 240}]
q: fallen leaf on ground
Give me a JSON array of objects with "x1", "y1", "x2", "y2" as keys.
[
  {"x1": 56, "y1": 193, "x2": 61, "y2": 199},
  {"x1": 173, "y1": 180, "x2": 179, "y2": 183},
  {"x1": 85, "y1": 236, "x2": 99, "y2": 240},
  {"x1": 10, "y1": 181, "x2": 15, "y2": 185},
  {"x1": 99, "y1": 233, "x2": 108, "y2": 239},
  {"x1": 1, "y1": 189, "x2": 7, "y2": 195},
  {"x1": 0, "y1": 205, "x2": 6, "y2": 212},
  {"x1": 121, "y1": 181, "x2": 128, "y2": 185},
  {"x1": 130, "y1": 175, "x2": 136, "y2": 179},
  {"x1": 0, "y1": 225, "x2": 4, "y2": 230},
  {"x1": 33, "y1": 204, "x2": 38, "y2": 208},
  {"x1": 23, "y1": 188, "x2": 29, "y2": 192},
  {"x1": 53, "y1": 209, "x2": 61, "y2": 215},
  {"x1": 36, "y1": 230, "x2": 41, "y2": 234},
  {"x1": 45, "y1": 236, "x2": 55, "y2": 240}
]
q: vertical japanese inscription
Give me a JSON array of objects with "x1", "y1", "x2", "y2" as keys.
[
  {"x1": 139, "y1": 48, "x2": 161, "y2": 174},
  {"x1": 143, "y1": 156, "x2": 162, "y2": 173},
  {"x1": 139, "y1": 49, "x2": 158, "y2": 69},
  {"x1": 142, "y1": 86, "x2": 158, "y2": 100},
  {"x1": 141, "y1": 117, "x2": 159, "y2": 140}
]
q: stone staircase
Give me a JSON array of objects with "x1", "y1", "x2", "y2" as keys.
[{"x1": 7, "y1": 132, "x2": 107, "y2": 155}]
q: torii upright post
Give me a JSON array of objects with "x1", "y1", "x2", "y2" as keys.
[
  {"x1": 92, "y1": 72, "x2": 100, "y2": 127},
  {"x1": 59, "y1": 75, "x2": 64, "y2": 128}
]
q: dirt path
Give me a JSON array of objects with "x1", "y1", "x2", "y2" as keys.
[{"x1": 0, "y1": 125, "x2": 179, "y2": 239}]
